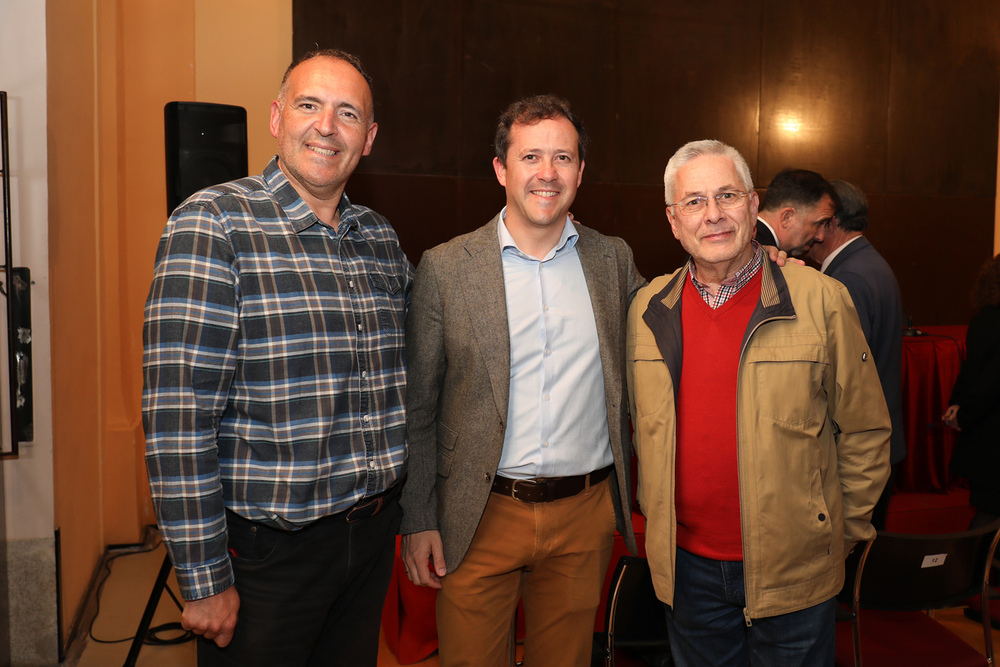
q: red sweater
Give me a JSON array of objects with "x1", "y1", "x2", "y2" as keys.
[{"x1": 675, "y1": 272, "x2": 761, "y2": 560}]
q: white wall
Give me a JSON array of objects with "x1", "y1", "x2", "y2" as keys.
[{"x1": 0, "y1": 0, "x2": 55, "y2": 542}]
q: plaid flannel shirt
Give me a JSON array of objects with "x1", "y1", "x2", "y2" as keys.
[{"x1": 142, "y1": 158, "x2": 412, "y2": 600}]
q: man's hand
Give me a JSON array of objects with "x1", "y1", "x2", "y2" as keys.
[
  {"x1": 943, "y1": 404, "x2": 961, "y2": 430},
  {"x1": 182, "y1": 586, "x2": 240, "y2": 647},
  {"x1": 761, "y1": 244, "x2": 804, "y2": 267},
  {"x1": 401, "y1": 530, "x2": 446, "y2": 589}
]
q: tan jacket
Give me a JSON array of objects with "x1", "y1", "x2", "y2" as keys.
[{"x1": 626, "y1": 259, "x2": 890, "y2": 619}]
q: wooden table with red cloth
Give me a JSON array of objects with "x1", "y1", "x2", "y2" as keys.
[{"x1": 896, "y1": 325, "x2": 967, "y2": 493}]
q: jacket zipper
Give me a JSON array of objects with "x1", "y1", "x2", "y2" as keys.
[{"x1": 736, "y1": 311, "x2": 795, "y2": 624}]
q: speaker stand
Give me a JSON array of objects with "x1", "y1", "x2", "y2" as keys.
[{"x1": 124, "y1": 553, "x2": 178, "y2": 667}]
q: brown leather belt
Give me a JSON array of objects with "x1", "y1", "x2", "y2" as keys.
[{"x1": 491, "y1": 465, "x2": 613, "y2": 503}]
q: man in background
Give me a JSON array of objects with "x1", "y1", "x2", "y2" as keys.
[
  {"x1": 756, "y1": 168, "x2": 838, "y2": 256},
  {"x1": 808, "y1": 179, "x2": 904, "y2": 529},
  {"x1": 400, "y1": 95, "x2": 643, "y2": 666},
  {"x1": 143, "y1": 50, "x2": 410, "y2": 666},
  {"x1": 628, "y1": 140, "x2": 889, "y2": 665}
]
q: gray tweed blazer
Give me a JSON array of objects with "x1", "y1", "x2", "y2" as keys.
[{"x1": 400, "y1": 215, "x2": 645, "y2": 571}]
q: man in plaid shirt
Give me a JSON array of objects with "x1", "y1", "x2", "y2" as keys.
[{"x1": 143, "y1": 49, "x2": 411, "y2": 666}]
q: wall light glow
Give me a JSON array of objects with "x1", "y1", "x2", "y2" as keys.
[{"x1": 780, "y1": 118, "x2": 802, "y2": 133}]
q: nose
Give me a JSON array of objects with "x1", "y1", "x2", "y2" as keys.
[
  {"x1": 316, "y1": 109, "x2": 338, "y2": 136},
  {"x1": 704, "y1": 196, "x2": 725, "y2": 222},
  {"x1": 537, "y1": 157, "x2": 557, "y2": 181}
]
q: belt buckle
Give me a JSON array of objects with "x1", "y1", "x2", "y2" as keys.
[{"x1": 510, "y1": 479, "x2": 534, "y2": 502}]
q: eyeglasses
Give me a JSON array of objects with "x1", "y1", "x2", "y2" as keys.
[{"x1": 670, "y1": 190, "x2": 751, "y2": 215}]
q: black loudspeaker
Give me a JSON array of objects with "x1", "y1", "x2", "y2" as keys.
[{"x1": 164, "y1": 101, "x2": 249, "y2": 214}]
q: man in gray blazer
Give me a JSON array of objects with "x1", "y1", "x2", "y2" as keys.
[
  {"x1": 808, "y1": 180, "x2": 904, "y2": 529},
  {"x1": 400, "y1": 95, "x2": 643, "y2": 667}
]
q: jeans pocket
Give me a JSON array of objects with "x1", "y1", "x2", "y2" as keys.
[{"x1": 226, "y1": 512, "x2": 284, "y2": 564}]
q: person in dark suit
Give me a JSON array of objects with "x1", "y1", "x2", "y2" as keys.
[
  {"x1": 808, "y1": 180, "x2": 904, "y2": 529},
  {"x1": 756, "y1": 168, "x2": 838, "y2": 256},
  {"x1": 944, "y1": 254, "x2": 1000, "y2": 529},
  {"x1": 399, "y1": 95, "x2": 644, "y2": 666}
]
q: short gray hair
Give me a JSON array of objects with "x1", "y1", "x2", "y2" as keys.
[
  {"x1": 663, "y1": 140, "x2": 754, "y2": 206},
  {"x1": 830, "y1": 180, "x2": 868, "y2": 232}
]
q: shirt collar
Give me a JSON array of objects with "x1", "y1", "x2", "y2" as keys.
[
  {"x1": 266, "y1": 156, "x2": 357, "y2": 235},
  {"x1": 687, "y1": 241, "x2": 764, "y2": 308},
  {"x1": 497, "y1": 206, "x2": 579, "y2": 260},
  {"x1": 820, "y1": 234, "x2": 863, "y2": 273},
  {"x1": 756, "y1": 216, "x2": 778, "y2": 244}
]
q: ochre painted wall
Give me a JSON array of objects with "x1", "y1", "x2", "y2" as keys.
[{"x1": 48, "y1": 0, "x2": 290, "y2": 643}]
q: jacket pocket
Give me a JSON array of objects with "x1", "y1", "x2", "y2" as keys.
[
  {"x1": 436, "y1": 422, "x2": 458, "y2": 478},
  {"x1": 745, "y1": 342, "x2": 828, "y2": 426},
  {"x1": 628, "y1": 336, "x2": 670, "y2": 420}
]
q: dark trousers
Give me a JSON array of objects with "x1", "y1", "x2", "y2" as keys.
[
  {"x1": 665, "y1": 547, "x2": 835, "y2": 667},
  {"x1": 197, "y1": 496, "x2": 402, "y2": 667}
]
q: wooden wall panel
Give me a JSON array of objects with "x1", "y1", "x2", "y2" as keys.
[
  {"x1": 617, "y1": 0, "x2": 761, "y2": 186},
  {"x1": 293, "y1": 0, "x2": 464, "y2": 174},
  {"x1": 293, "y1": 1, "x2": 1000, "y2": 324},
  {"x1": 874, "y1": 195, "x2": 995, "y2": 325},
  {"x1": 758, "y1": 0, "x2": 891, "y2": 190},
  {"x1": 458, "y1": 0, "x2": 619, "y2": 181},
  {"x1": 887, "y1": 0, "x2": 1000, "y2": 197}
]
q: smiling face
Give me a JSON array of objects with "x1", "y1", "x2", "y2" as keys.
[
  {"x1": 270, "y1": 56, "x2": 377, "y2": 208},
  {"x1": 492, "y1": 116, "x2": 584, "y2": 236},
  {"x1": 666, "y1": 154, "x2": 759, "y2": 278}
]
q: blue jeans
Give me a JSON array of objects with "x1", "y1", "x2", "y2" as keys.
[{"x1": 665, "y1": 547, "x2": 835, "y2": 667}]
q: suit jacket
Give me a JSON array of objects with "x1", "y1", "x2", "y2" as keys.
[
  {"x1": 825, "y1": 236, "x2": 906, "y2": 464},
  {"x1": 755, "y1": 218, "x2": 778, "y2": 247},
  {"x1": 401, "y1": 215, "x2": 645, "y2": 571}
]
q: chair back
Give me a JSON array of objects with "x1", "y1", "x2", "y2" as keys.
[
  {"x1": 603, "y1": 556, "x2": 671, "y2": 666},
  {"x1": 837, "y1": 520, "x2": 1000, "y2": 667},
  {"x1": 857, "y1": 522, "x2": 1000, "y2": 611}
]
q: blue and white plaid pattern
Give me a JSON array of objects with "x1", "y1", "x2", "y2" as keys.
[{"x1": 142, "y1": 158, "x2": 412, "y2": 599}]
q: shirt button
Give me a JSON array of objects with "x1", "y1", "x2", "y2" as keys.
[
  {"x1": 542, "y1": 441, "x2": 549, "y2": 448},
  {"x1": 349, "y1": 279, "x2": 355, "y2": 289},
  {"x1": 544, "y1": 305, "x2": 550, "y2": 312},
  {"x1": 545, "y1": 349, "x2": 552, "y2": 356},
  {"x1": 544, "y1": 394, "x2": 550, "y2": 401},
  {"x1": 362, "y1": 370, "x2": 368, "y2": 379},
  {"x1": 368, "y1": 460, "x2": 376, "y2": 469},
  {"x1": 363, "y1": 414, "x2": 371, "y2": 423}
]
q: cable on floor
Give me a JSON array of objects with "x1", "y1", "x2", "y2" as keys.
[{"x1": 87, "y1": 539, "x2": 196, "y2": 647}]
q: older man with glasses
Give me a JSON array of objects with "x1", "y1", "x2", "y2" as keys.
[{"x1": 626, "y1": 140, "x2": 890, "y2": 666}]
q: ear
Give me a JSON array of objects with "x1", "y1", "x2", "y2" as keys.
[
  {"x1": 749, "y1": 191, "x2": 760, "y2": 221},
  {"x1": 269, "y1": 100, "x2": 282, "y2": 139},
  {"x1": 665, "y1": 206, "x2": 681, "y2": 240},
  {"x1": 362, "y1": 121, "x2": 378, "y2": 156},
  {"x1": 576, "y1": 159, "x2": 585, "y2": 187},
  {"x1": 779, "y1": 206, "x2": 796, "y2": 229},
  {"x1": 493, "y1": 157, "x2": 507, "y2": 187}
]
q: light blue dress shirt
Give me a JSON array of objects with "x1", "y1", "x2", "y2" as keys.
[{"x1": 496, "y1": 211, "x2": 614, "y2": 480}]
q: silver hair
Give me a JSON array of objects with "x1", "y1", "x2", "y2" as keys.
[
  {"x1": 830, "y1": 180, "x2": 868, "y2": 232},
  {"x1": 663, "y1": 139, "x2": 754, "y2": 206}
]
